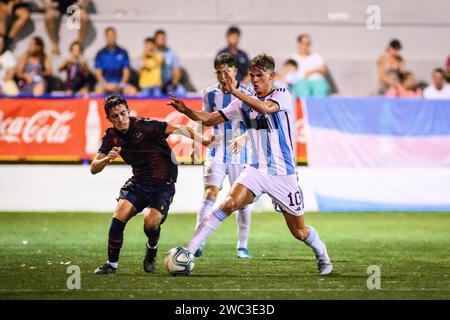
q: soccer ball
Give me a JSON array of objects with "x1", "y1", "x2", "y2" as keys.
[{"x1": 164, "y1": 247, "x2": 195, "y2": 276}]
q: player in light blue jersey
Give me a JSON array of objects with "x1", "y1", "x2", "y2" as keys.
[
  {"x1": 168, "y1": 54, "x2": 332, "y2": 275},
  {"x1": 195, "y1": 53, "x2": 255, "y2": 259}
]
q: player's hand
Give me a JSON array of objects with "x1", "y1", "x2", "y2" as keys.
[
  {"x1": 228, "y1": 134, "x2": 248, "y2": 154},
  {"x1": 167, "y1": 93, "x2": 188, "y2": 114},
  {"x1": 202, "y1": 135, "x2": 217, "y2": 148},
  {"x1": 221, "y1": 69, "x2": 234, "y2": 94},
  {"x1": 106, "y1": 146, "x2": 121, "y2": 163}
]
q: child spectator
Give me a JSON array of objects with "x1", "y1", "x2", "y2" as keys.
[
  {"x1": 138, "y1": 37, "x2": 163, "y2": 97},
  {"x1": 59, "y1": 40, "x2": 91, "y2": 96},
  {"x1": 385, "y1": 71, "x2": 422, "y2": 98}
]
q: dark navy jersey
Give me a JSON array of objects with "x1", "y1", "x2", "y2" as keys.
[{"x1": 98, "y1": 117, "x2": 178, "y2": 183}]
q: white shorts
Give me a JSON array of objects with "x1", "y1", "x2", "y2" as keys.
[
  {"x1": 235, "y1": 165, "x2": 305, "y2": 216},
  {"x1": 203, "y1": 160, "x2": 245, "y2": 190}
]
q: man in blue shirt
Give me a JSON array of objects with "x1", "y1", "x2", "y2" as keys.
[
  {"x1": 94, "y1": 27, "x2": 137, "y2": 95},
  {"x1": 217, "y1": 26, "x2": 251, "y2": 84},
  {"x1": 154, "y1": 29, "x2": 186, "y2": 96}
]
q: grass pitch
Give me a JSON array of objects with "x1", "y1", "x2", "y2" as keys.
[{"x1": 0, "y1": 211, "x2": 449, "y2": 300}]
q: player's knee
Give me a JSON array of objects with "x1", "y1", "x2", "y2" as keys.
[
  {"x1": 204, "y1": 187, "x2": 218, "y2": 201},
  {"x1": 221, "y1": 196, "x2": 238, "y2": 213},
  {"x1": 143, "y1": 214, "x2": 162, "y2": 230},
  {"x1": 291, "y1": 229, "x2": 308, "y2": 241}
]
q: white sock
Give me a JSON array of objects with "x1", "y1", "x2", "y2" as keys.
[
  {"x1": 196, "y1": 198, "x2": 215, "y2": 229},
  {"x1": 303, "y1": 225, "x2": 325, "y2": 257},
  {"x1": 107, "y1": 261, "x2": 118, "y2": 269},
  {"x1": 188, "y1": 207, "x2": 229, "y2": 253},
  {"x1": 236, "y1": 206, "x2": 251, "y2": 249}
]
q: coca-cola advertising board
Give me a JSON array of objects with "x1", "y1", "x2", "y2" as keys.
[
  {"x1": 0, "y1": 99, "x2": 88, "y2": 160},
  {"x1": 0, "y1": 98, "x2": 307, "y2": 163}
]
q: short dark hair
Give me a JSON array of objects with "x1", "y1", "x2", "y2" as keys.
[
  {"x1": 226, "y1": 26, "x2": 241, "y2": 36},
  {"x1": 103, "y1": 95, "x2": 128, "y2": 117},
  {"x1": 297, "y1": 33, "x2": 310, "y2": 43},
  {"x1": 214, "y1": 53, "x2": 237, "y2": 69},
  {"x1": 154, "y1": 29, "x2": 166, "y2": 37},
  {"x1": 145, "y1": 37, "x2": 155, "y2": 44},
  {"x1": 284, "y1": 59, "x2": 298, "y2": 68},
  {"x1": 250, "y1": 53, "x2": 275, "y2": 72},
  {"x1": 389, "y1": 39, "x2": 402, "y2": 50},
  {"x1": 433, "y1": 68, "x2": 445, "y2": 77}
]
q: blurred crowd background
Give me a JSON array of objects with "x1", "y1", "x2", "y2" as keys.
[{"x1": 0, "y1": 0, "x2": 449, "y2": 99}]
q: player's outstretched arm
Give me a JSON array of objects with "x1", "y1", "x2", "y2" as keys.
[
  {"x1": 222, "y1": 70, "x2": 280, "y2": 115},
  {"x1": 165, "y1": 124, "x2": 216, "y2": 147},
  {"x1": 167, "y1": 94, "x2": 225, "y2": 127},
  {"x1": 90, "y1": 147, "x2": 121, "y2": 174}
]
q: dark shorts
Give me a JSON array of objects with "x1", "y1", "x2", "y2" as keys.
[{"x1": 117, "y1": 178, "x2": 176, "y2": 223}]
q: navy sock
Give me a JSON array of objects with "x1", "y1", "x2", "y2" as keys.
[
  {"x1": 108, "y1": 217, "x2": 126, "y2": 263},
  {"x1": 144, "y1": 226, "x2": 161, "y2": 248}
]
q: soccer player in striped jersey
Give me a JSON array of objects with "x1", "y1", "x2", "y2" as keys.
[
  {"x1": 195, "y1": 53, "x2": 254, "y2": 259},
  {"x1": 168, "y1": 53, "x2": 333, "y2": 275}
]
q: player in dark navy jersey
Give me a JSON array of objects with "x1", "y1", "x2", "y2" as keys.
[{"x1": 92, "y1": 95, "x2": 214, "y2": 275}]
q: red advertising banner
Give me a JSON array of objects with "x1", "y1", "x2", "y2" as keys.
[
  {"x1": 0, "y1": 99, "x2": 89, "y2": 161},
  {"x1": 0, "y1": 98, "x2": 308, "y2": 163}
]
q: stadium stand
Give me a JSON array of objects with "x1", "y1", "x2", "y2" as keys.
[{"x1": 4, "y1": 0, "x2": 449, "y2": 96}]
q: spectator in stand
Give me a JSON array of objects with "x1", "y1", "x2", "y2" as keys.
[
  {"x1": 154, "y1": 29, "x2": 185, "y2": 96},
  {"x1": 41, "y1": 0, "x2": 90, "y2": 56},
  {"x1": 16, "y1": 36, "x2": 52, "y2": 96},
  {"x1": 138, "y1": 37, "x2": 163, "y2": 97},
  {"x1": 59, "y1": 40, "x2": 91, "y2": 96},
  {"x1": 385, "y1": 71, "x2": 422, "y2": 98},
  {"x1": 0, "y1": 34, "x2": 18, "y2": 95},
  {"x1": 423, "y1": 68, "x2": 450, "y2": 99},
  {"x1": 273, "y1": 59, "x2": 305, "y2": 98},
  {"x1": 94, "y1": 27, "x2": 137, "y2": 95},
  {"x1": 217, "y1": 25, "x2": 250, "y2": 83},
  {"x1": 377, "y1": 39, "x2": 405, "y2": 95},
  {"x1": 0, "y1": 0, "x2": 30, "y2": 49},
  {"x1": 291, "y1": 34, "x2": 330, "y2": 97}
]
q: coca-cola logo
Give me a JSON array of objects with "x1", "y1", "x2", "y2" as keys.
[{"x1": 0, "y1": 110, "x2": 75, "y2": 144}]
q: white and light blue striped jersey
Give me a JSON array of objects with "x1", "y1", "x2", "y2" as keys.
[
  {"x1": 219, "y1": 88, "x2": 296, "y2": 176},
  {"x1": 202, "y1": 82, "x2": 255, "y2": 164}
]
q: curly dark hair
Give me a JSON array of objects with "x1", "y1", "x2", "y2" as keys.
[{"x1": 103, "y1": 95, "x2": 128, "y2": 117}]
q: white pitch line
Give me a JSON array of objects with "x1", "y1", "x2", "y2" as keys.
[{"x1": 1, "y1": 288, "x2": 450, "y2": 293}]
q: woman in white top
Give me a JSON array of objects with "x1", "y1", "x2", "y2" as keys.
[{"x1": 291, "y1": 34, "x2": 330, "y2": 97}]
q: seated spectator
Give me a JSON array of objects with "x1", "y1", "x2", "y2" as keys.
[
  {"x1": 0, "y1": 34, "x2": 18, "y2": 95},
  {"x1": 41, "y1": 0, "x2": 90, "y2": 56},
  {"x1": 16, "y1": 36, "x2": 52, "y2": 96},
  {"x1": 154, "y1": 29, "x2": 185, "y2": 96},
  {"x1": 94, "y1": 27, "x2": 137, "y2": 95},
  {"x1": 291, "y1": 34, "x2": 330, "y2": 97},
  {"x1": 274, "y1": 59, "x2": 306, "y2": 97},
  {"x1": 0, "y1": 0, "x2": 30, "y2": 49},
  {"x1": 377, "y1": 39, "x2": 405, "y2": 95},
  {"x1": 423, "y1": 68, "x2": 450, "y2": 99},
  {"x1": 59, "y1": 40, "x2": 91, "y2": 96},
  {"x1": 138, "y1": 37, "x2": 163, "y2": 97},
  {"x1": 385, "y1": 71, "x2": 422, "y2": 98},
  {"x1": 217, "y1": 25, "x2": 250, "y2": 83}
]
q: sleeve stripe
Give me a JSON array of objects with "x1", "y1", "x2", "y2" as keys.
[{"x1": 218, "y1": 110, "x2": 229, "y2": 122}]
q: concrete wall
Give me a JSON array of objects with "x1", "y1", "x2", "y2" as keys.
[{"x1": 12, "y1": 0, "x2": 450, "y2": 96}]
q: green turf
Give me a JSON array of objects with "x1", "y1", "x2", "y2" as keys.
[{"x1": 0, "y1": 211, "x2": 449, "y2": 300}]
